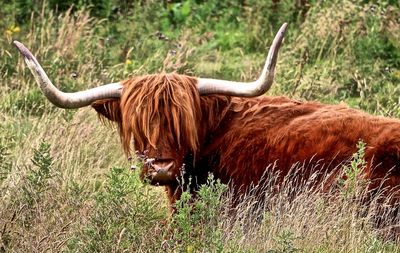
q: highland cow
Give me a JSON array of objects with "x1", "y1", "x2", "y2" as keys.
[{"x1": 14, "y1": 23, "x2": 400, "y2": 211}]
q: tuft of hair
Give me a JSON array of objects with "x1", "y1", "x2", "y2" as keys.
[{"x1": 119, "y1": 73, "x2": 201, "y2": 155}]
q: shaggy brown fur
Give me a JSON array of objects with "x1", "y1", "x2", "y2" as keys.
[
  {"x1": 92, "y1": 73, "x2": 400, "y2": 209},
  {"x1": 210, "y1": 96, "x2": 400, "y2": 194},
  {"x1": 94, "y1": 74, "x2": 201, "y2": 155}
]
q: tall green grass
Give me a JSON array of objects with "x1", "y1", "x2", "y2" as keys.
[{"x1": 1, "y1": 0, "x2": 400, "y2": 251}]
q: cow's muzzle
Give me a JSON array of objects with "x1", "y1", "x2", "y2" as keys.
[{"x1": 145, "y1": 160, "x2": 176, "y2": 185}]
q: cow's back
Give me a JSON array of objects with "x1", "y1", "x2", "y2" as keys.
[{"x1": 202, "y1": 96, "x2": 400, "y2": 194}]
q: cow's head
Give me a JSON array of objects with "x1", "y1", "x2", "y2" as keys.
[
  {"x1": 13, "y1": 23, "x2": 287, "y2": 185},
  {"x1": 91, "y1": 74, "x2": 202, "y2": 185}
]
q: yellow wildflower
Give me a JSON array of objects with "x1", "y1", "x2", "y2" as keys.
[
  {"x1": 393, "y1": 70, "x2": 400, "y2": 79},
  {"x1": 186, "y1": 245, "x2": 194, "y2": 253},
  {"x1": 12, "y1": 26, "x2": 20, "y2": 33},
  {"x1": 125, "y1": 59, "x2": 133, "y2": 65},
  {"x1": 4, "y1": 25, "x2": 20, "y2": 37}
]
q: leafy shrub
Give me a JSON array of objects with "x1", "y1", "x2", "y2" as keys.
[
  {"x1": 67, "y1": 167, "x2": 166, "y2": 252},
  {"x1": 20, "y1": 142, "x2": 54, "y2": 215},
  {"x1": 340, "y1": 140, "x2": 367, "y2": 198},
  {"x1": 167, "y1": 175, "x2": 228, "y2": 252}
]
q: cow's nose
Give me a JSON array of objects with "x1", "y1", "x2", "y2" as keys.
[
  {"x1": 148, "y1": 160, "x2": 175, "y2": 185},
  {"x1": 151, "y1": 160, "x2": 174, "y2": 172}
]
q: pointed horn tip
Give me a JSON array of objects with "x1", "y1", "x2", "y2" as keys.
[
  {"x1": 13, "y1": 40, "x2": 34, "y2": 61},
  {"x1": 279, "y1": 23, "x2": 288, "y2": 35},
  {"x1": 13, "y1": 40, "x2": 22, "y2": 46},
  {"x1": 13, "y1": 40, "x2": 25, "y2": 52}
]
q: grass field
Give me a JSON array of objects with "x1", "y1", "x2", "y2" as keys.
[{"x1": 1, "y1": 0, "x2": 400, "y2": 252}]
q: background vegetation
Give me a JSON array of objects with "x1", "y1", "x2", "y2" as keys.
[{"x1": 0, "y1": 0, "x2": 399, "y2": 252}]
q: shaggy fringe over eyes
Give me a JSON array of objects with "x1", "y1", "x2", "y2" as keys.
[{"x1": 119, "y1": 73, "x2": 201, "y2": 155}]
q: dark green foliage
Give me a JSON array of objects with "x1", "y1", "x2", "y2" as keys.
[
  {"x1": 8, "y1": 0, "x2": 118, "y2": 21},
  {"x1": 167, "y1": 175, "x2": 228, "y2": 252},
  {"x1": 267, "y1": 230, "x2": 302, "y2": 253},
  {"x1": 22, "y1": 142, "x2": 54, "y2": 207},
  {"x1": 339, "y1": 140, "x2": 368, "y2": 199},
  {"x1": 28, "y1": 142, "x2": 53, "y2": 187},
  {"x1": 67, "y1": 167, "x2": 166, "y2": 252}
]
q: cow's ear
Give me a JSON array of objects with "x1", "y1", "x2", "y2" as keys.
[{"x1": 91, "y1": 99, "x2": 122, "y2": 122}]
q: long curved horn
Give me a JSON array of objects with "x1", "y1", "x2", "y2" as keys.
[
  {"x1": 13, "y1": 41, "x2": 123, "y2": 109},
  {"x1": 197, "y1": 23, "x2": 288, "y2": 97}
]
